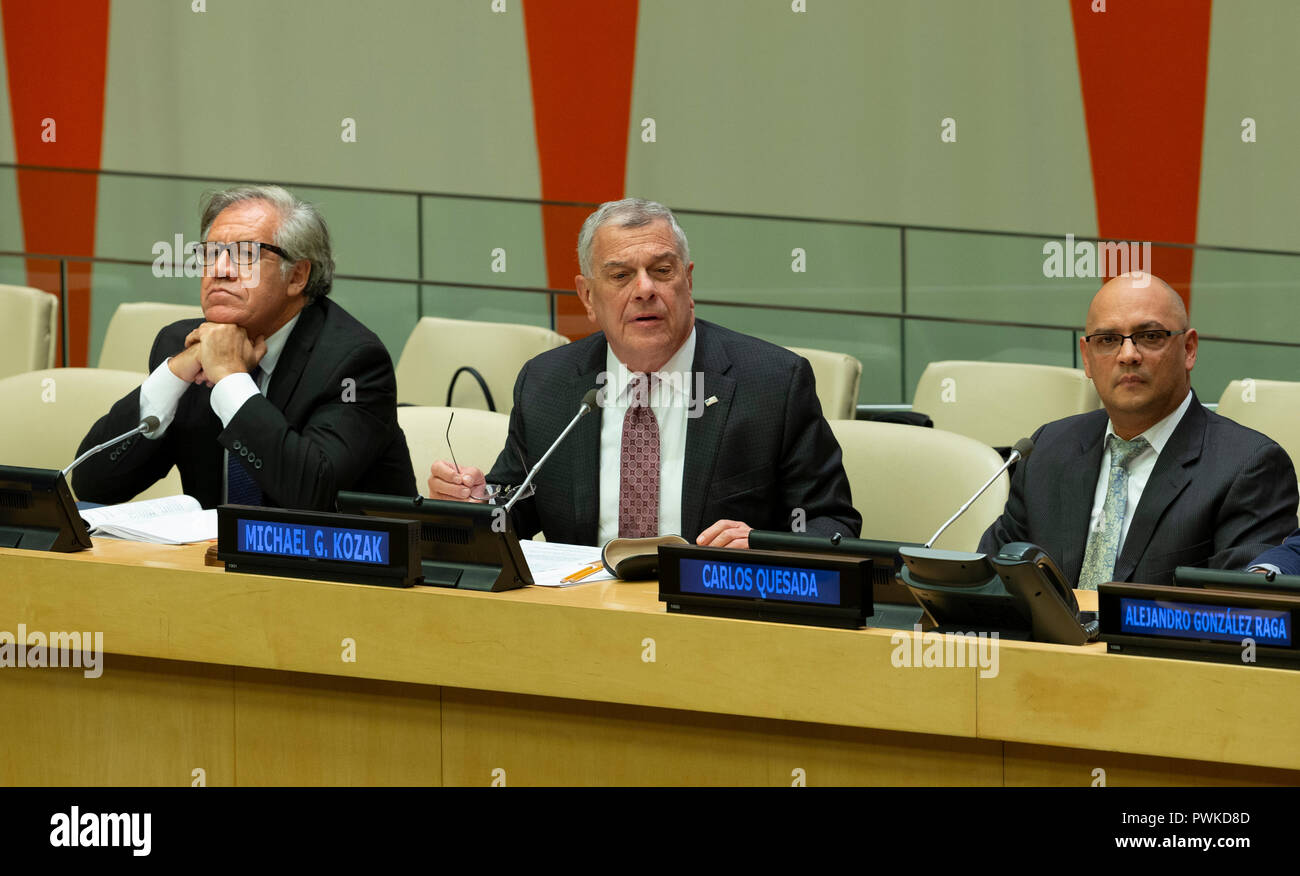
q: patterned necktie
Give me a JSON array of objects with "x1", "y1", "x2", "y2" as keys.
[
  {"x1": 1077, "y1": 434, "x2": 1150, "y2": 591},
  {"x1": 618, "y1": 373, "x2": 660, "y2": 538},
  {"x1": 225, "y1": 366, "x2": 264, "y2": 507}
]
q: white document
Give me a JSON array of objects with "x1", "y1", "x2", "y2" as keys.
[
  {"x1": 79, "y1": 495, "x2": 217, "y2": 544},
  {"x1": 519, "y1": 540, "x2": 614, "y2": 587}
]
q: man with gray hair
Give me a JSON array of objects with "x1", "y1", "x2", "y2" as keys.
[
  {"x1": 74, "y1": 185, "x2": 416, "y2": 510},
  {"x1": 427, "y1": 197, "x2": 860, "y2": 547}
]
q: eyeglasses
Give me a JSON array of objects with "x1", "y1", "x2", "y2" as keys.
[
  {"x1": 194, "y1": 240, "x2": 292, "y2": 267},
  {"x1": 1082, "y1": 329, "x2": 1187, "y2": 353},
  {"x1": 445, "y1": 411, "x2": 535, "y2": 504}
]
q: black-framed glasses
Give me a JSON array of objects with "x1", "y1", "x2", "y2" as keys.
[
  {"x1": 1082, "y1": 329, "x2": 1187, "y2": 353},
  {"x1": 194, "y1": 240, "x2": 292, "y2": 267}
]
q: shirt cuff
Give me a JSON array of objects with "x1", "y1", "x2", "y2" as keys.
[
  {"x1": 209, "y1": 372, "x2": 261, "y2": 428},
  {"x1": 1248, "y1": 563, "x2": 1282, "y2": 575},
  {"x1": 139, "y1": 359, "x2": 192, "y2": 438}
]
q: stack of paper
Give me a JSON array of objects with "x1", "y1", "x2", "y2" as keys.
[
  {"x1": 519, "y1": 540, "x2": 615, "y2": 587},
  {"x1": 79, "y1": 495, "x2": 217, "y2": 545}
]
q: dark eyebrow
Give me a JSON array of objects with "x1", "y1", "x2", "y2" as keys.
[{"x1": 1088, "y1": 320, "x2": 1170, "y2": 334}]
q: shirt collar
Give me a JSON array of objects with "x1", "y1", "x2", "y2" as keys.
[
  {"x1": 257, "y1": 311, "x2": 302, "y2": 377},
  {"x1": 1104, "y1": 390, "x2": 1194, "y2": 455},
  {"x1": 605, "y1": 326, "x2": 698, "y2": 403}
]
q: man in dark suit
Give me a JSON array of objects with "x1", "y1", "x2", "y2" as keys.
[
  {"x1": 74, "y1": 185, "x2": 415, "y2": 511},
  {"x1": 978, "y1": 273, "x2": 1297, "y2": 589},
  {"x1": 427, "y1": 198, "x2": 860, "y2": 547}
]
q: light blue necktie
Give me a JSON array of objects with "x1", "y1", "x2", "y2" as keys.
[{"x1": 1077, "y1": 434, "x2": 1150, "y2": 591}]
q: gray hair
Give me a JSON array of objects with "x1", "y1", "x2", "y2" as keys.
[
  {"x1": 577, "y1": 198, "x2": 690, "y2": 277},
  {"x1": 199, "y1": 184, "x2": 335, "y2": 300}
]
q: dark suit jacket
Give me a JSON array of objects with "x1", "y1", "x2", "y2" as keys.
[
  {"x1": 72, "y1": 297, "x2": 416, "y2": 511},
  {"x1": 1249, "y1": 532, "x2": 1300, "y2": 575},
  {"x1": 486, "y1": 319, "x2": 862, "y2": 545},
  {"x1": 977, "y1": 393, "x2": 1299, "y2": 588}
]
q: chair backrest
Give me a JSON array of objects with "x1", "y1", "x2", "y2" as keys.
[
  {"x1": 397, "y1": 405, "x2": 511, "y2": 494},
  {"x1": 786, "y1": 346, "x2": 862, "y2": 420},
  {"x1": 1217, "y1": 379, "x2": 1300, "y2": 470},
  {"x1": 0, "y1": 284, "x2": 59, "y2": 379},
  {"x1": 913, "y1": 360, "x2": 1102, "y2": 448},
  {"x1": 829, "y1": 419, "x2": 1009, "y2": 550},
  {"x1": 98, "y1": 302, "x2": 204, "y2": 371},
  {"x1": 0, "y1": 368, "x2": 184, "y2": 501},
  {"x1": 395, "y1": 317, "x2": 569, "y2": 414}
]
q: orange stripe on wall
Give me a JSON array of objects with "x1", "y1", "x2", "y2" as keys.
[
  {"x1": 2, "y1": 0, "x2": 110, "y2": 366},
  {"x1": 523, "y1": 0, "x2": 639, "y2": 338},
  {"x1": 1071, "y1": 0, "x2": 1212, "y2": 310}
]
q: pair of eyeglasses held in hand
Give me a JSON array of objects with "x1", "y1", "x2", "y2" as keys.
[{"x1": 445, "y1": 411, "x2": 535, "y2": 504}]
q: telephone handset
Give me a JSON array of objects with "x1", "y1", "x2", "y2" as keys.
[{"x1": 990, "y1": 542, "x2": 1099, "y2": 645}]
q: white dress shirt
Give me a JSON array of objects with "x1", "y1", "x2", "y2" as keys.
[
  {"x1": 1087, "y1": 391, "x2": 1194, "y2": 554},
  {"x1": 596, "y1": 327, "x2": 696, "y2": 545},
  {"x1": 139, "y1": 312, "x2": 302, "y2": 437}
]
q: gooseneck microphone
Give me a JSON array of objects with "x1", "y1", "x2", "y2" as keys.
[
  {"x1": 502, "y1": 389, "x2": 599, "y2": 513},
  {"x1": 61, "y1": 416, "x2": 162, "y2": 479},
  {"x1": 923, "y1": 436, "x2": 1034, "y2": 549}
]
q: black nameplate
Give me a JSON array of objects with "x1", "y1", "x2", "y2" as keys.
[
  {"x1": 217, "y1": 505, "x2": 421, "y2": 588},
  {"x1": 1099, "y1": 580, "x2": 1300, "y2": 669},
  {"x1": 658, "y1": 544, "x2": 871, "y2": 629}
]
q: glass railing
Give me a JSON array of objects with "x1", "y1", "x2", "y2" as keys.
[{"x1": 2, "y1": 162, "x2": 1298, "y2": 406}]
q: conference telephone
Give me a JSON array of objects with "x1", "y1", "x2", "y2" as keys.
[
  {"x1": 898, "y1": 541, "x2": 1099, "y2": 645},
  {"x1": 990, "y1": 542, "x2": 1099, "y2": 645}
]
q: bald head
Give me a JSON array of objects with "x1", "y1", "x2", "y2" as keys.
[
  {"x1": 1085, "y1": 272, "x2": 1187, "y2": 335},
  {"x1": 1079, "y1": 271, "x2": 1198, "y2": 440}
]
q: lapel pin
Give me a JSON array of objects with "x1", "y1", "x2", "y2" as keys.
[{"x1": 705, "y1": 396, "x2": 718, "y2": 407}]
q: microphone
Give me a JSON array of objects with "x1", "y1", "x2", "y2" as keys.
[
  {"x1": 923, "y1": 436, "x2": 1034, "y2": 549},
  {"x1": 62, "y1": 416, "x2": 162, "y2": 479},
  {"x1": 502, "y1": 389, "x2": 599, "y2": 513}
]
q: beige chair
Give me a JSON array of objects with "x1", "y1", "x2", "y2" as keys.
[
  {"x1": 786, "y1": 346, "x2": 862, "y2": 420},
  {"x1": 98, "y1": 302, "x2": 204, "y2": 371},
  {"x1": 1217, "y1": 379, "x2": 1300, "y2": 469},
  {"x1": 829, "y1": 419, "x2": 1008, "y2": 551},
  {"x1": 398, "y1": 405, "x2": 511, "y2": 496},
  {"x1": 395, "y1": 316, "x2": 569, "y2": 414},
  {"x1": 0, "y1": 284, "x2": 59, "y2": 380},
  {"x1": 0, "y1": 368, "x2": 184, "y2": 501},
  {"x1": 912, "y1": 360, "x2": 1102, "y2": 448}
]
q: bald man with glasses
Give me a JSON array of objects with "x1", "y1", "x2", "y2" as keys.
[{"x1": 977, "y1": 272, "x2": 1297, "y2": 589}]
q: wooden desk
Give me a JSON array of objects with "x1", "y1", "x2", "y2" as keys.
[{"x1": 0, "y1": 541, "x2": 1296, "y2": 786}]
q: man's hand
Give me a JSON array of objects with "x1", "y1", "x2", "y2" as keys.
[
  {"x1": 167, "y1": 340, "x2": 206, "y2": 384},
  {"x1": 697, "y1": 519, "x2": 753, "y2": 549},
  {"x1": 194, "y1": 323, "x2": 267, "y2": 385},
  {"x1": 428, "y1": 460, "x2": 488, "y2": 502}
]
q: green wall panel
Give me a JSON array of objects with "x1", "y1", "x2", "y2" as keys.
[
  {"x1": 88, "y1": 263, "x2": 195, "y2": 368},
  {"x1": 1198, "y1": 2, "x2": 1300, "y2": 250},
  {"x1": 101, "y1": 0, "x2": 540, "y2": 198},
  {"x1": 328, "y1": 280, "x2": 419, "y2": 363},
  {"x1": 1193, "y1": 339, "x2": 1300, "y2": 408},
  {"x1": 419, "y1": 283, "x2": 551, "y2": 330},
  {"x1": 0, "y1": 168, "x2": 21, "y2": 251},
  {"x1": 627, "y1": 0, "x2": 1095, "y2": 233},
  {"x1": 906, "y1": 230, "x2": 1098, "y2": 326},
  {"x1": 684, "y1": 213, "x2": 900, "y2": 313},
  {"x1": 420, "y1": 197, "x2": 547, "y2": 289},
  {"x1": 1191, "y1": 248, "x2": 1300, "y2": 345},
  {"x1": 693, "y1": 303, "x2": 902, "y2": 405},
  {"x1": 904, "y1": 321, "x2": 1076, "y2": 404}
]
